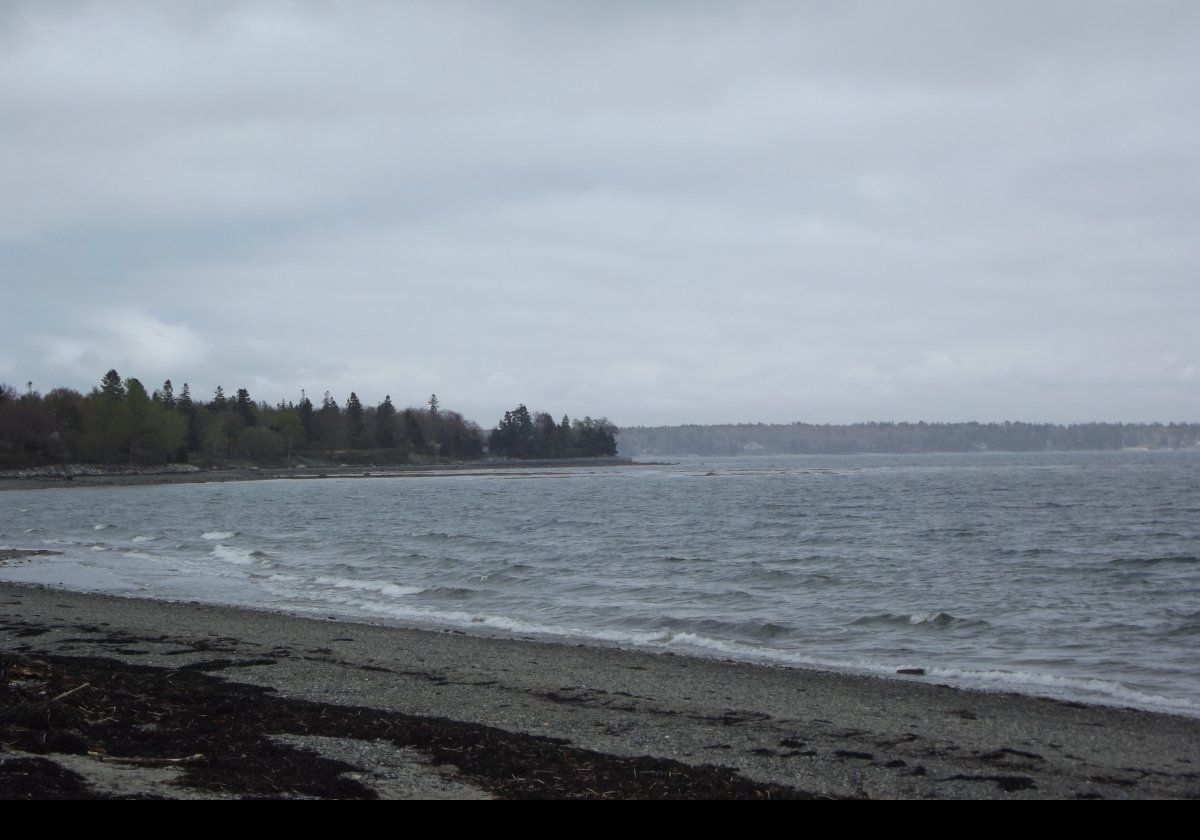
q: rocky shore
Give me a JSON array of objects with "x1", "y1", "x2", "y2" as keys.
[{"x1": 2, "y1": 583, "x2": 1197, "y2": 799}]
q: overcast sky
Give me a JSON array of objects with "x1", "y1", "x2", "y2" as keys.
[{"x1": 2, "y1": 2, "x2": 1197, "y2": 426}]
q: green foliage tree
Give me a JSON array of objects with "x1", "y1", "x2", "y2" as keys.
[
  {"x1": 158, "y1": 380, "x2": 176, "y2": 410},
  {"x1": 237, "y1": 427, "x2": 285, "y2": 461},
  {"x1": 374, "y1": 396, "x2": 397, "y2": 448},
  {"x1": 346, "y1": 392, "x2": 365, "y2": 448},
  {"x1": 234, "y1": 388, "x2": 257, "y2": 427},
  {"x1": 296, "y1": 390, "x2": 314, "y2": 442},
  {"x1": 269, "y1": 411, "x2": 306, "y2": 459},
  {"x1": 100, "y1": 370, "x2": 125, "y2": 402},
  {"x1": 312, "y1": 392, "x2": 342, "y2": 451},
  {"x1": 0, "y1": 368, "x2": 622, "y2": 467},
  {"x1": 489, "y1": 404, "x2": 535, "y2": 458},
  {"x1": 401, "y1": 409, "x2": 427, "y2": 456},
  {"x1": 176, "y1": 383, "x2": 201, "y2": 455}
]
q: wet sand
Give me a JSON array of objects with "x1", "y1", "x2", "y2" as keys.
[{"x1": 2, "y1": 582, "x2": 1197, "y2": 799}]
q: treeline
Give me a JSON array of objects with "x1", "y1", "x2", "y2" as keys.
[
  {"x1": 489, "y1": 404, "x2": 618, "y2": 459},
  {"x1": 0, "y1": 371, "x2": 618, "y2": 469},
  {"x1": 618, "y1": 421, "x2": 1200, "y2": 456}
]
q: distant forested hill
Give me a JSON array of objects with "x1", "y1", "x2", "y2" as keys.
[{"x1": 617, "y1": 421, "x2": 1200, "y2": 456}]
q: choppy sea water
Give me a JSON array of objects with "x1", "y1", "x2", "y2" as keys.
[{"x1": 2, "y1": 451, "x2": 1198, "y2": 716}]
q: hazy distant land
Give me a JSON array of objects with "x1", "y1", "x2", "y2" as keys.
[{"x1": 617, "y1": 421, "x2": 1200, "y2": 457}]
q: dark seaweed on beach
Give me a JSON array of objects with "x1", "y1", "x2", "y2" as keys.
[{"x1": 0, "y1": 653, "x2": 812, "y2": 800}]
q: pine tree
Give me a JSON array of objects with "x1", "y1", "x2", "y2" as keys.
[
  {"x1": 234, "y1": 388, "x2": 256, "y2": 427},
  {"x1": 159, "y1": 380, "x2": 176, "y2": 410},
  {"x1": 402, "y1": 409, "x2": 427, "y2": 455},
  {"x1": 297, "y1": 390, "x2": 314, "y2": 439},
  {"x1": 346, "y1": 392, "x2": 365, "y2": 447},
  {"x1": 100, "y1": 370, "x2": 125, "y2": 402},
  {"x1": 375, "y1": 396, "x2": 397, "y2": 448},
  {"x1": 490, "y1": 404, "x2": 534, "y2": 457},
  {"x1": 176, "y1": 383, "x2": 199, "y2": 455}
]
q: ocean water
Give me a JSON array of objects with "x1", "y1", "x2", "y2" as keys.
[{"x1": 2, "y1": 451, "x2": 1198, "y2": 716}]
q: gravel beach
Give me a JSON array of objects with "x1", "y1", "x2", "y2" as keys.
[{"x1": 2, "y1": 580, "x2": 1197, "y2": 799}]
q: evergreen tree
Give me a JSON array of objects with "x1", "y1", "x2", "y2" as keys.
[
  {"x1": 490, "y1": 404, "x2": 535, "y2": 458},
  {"x1": 176, "y1": 383, "x2": 199, "y2": 456},
  {"x1": 100, "y1": 369, "x2": 125, "y2": 402},
  {"x1": 211, "y1": 386, "x2": 228, "y2": 412},
  {"x1": 234, "y1": 388, "x2": 256, "y2": 427},
  {"x1": 401, "y1": 409, "x2": 427, "y2": 455},
  {"x1": 374, "y1": 396, "x2": 397, "y2": 448},
  {"x1": 297, "y1": 390, "x2": 314, "y2": 442},
  {"x1": 159, "y1": 380, "x2": 176, "y2": 410},
  {"x1": 346, "y1": 392, "x2": 365, "y2": 447},
  {"x1": 313, "y1": 392, "x2": 342, "y2": 450}
]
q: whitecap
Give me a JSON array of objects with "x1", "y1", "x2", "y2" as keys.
[
  {"x1": 211, "y1": 544, "x2": 268, "y2": 565},
  {"x1": 312, "y1": 576, "x2": 423, "y2": 597}
]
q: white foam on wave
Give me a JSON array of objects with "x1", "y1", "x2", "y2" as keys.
[
  {"x1": 407, "y1": 607, "x2": 664, "y2": 645},
  {"x1": 201, "y1": 531, "x2": 236, "y2": 541},
  {"x1": 93, "y1": 524, "x2": 112, "y2": 531},
  {"x1": 261, "y1": 573, "x2": 423, "y2": 599},
  {"x1": 121, "y1": 551, "x2": 159, "y2": 561},
  {"x1": 211, "y1": 544, "x2": 268, "y2": 566},
  {"x1": 132, "y1": 535, "x2": 155, "y2": 544},
  {"x1": 925, "y1": 665, "x2": 1200, "y2": 715},
  {"x1": 311, "y1": 576, "x2": 423, "y2": 597}
]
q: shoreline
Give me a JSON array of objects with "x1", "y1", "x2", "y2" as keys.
[
  {"x1": 3, "y1": 582, "x2": 1198, "y2": 798},
  {"x1": 0, "y1": 457, "x2": 637, "y2": 492}
]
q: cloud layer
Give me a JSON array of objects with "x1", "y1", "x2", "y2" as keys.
[{"x1": 3, "y1": 2, "x2": 1198, "y2": 424}]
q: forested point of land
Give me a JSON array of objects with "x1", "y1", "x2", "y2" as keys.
[
  {"x1": 0, "y1": 372, "x2": 617, "y2": 470},
  {"x1": 617, "y1": 421, "x2": 1200, "y2": 456}
]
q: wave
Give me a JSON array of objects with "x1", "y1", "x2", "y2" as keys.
[
  {"x1": 311, "y1": 575, "x2": 423, "y2": 597},
  {"x1": 1164, "y1": 609, "x2": 1200, "y2": 637},
  {"x1": 211, "y1": 544, "x2": 269, "y2": 566},
  {"x1": 741, "y1": 562, "x2": 804, "y2": 583},
  {"x1": 655, "y1": 615, "x2": 794, "y2": 640},
  {"x1": 201, "y1": 531, "x2": 236, "y2": 541},
  {"x1": 419, "y1": 586, "x2": 484, "y2": 601},
  {"x1": 1108, "y1": 555, "x2": 1198, "y2": 568},
  {"x1": 924, "y1": 665, "x2": 1200, "y2": 716},
  {"x1": 120, "y1": 551, "x2": 160, "y2": 561},
  {"x1": 851, "y1": 611, "x2": 987, "y2": 630}
]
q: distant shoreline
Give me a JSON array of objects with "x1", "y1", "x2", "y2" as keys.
[{"x1": 0, "y1": 457, "x2": 635, "y2": 492}]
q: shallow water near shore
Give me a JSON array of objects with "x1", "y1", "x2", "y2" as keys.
[{"x1": 2, "y1": 451, "x2": 1198, "y2": 716}]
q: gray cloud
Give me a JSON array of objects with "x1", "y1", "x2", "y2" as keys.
[{"x1": 2, "y1": 2, "x2": 1198, "y2": 425}]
